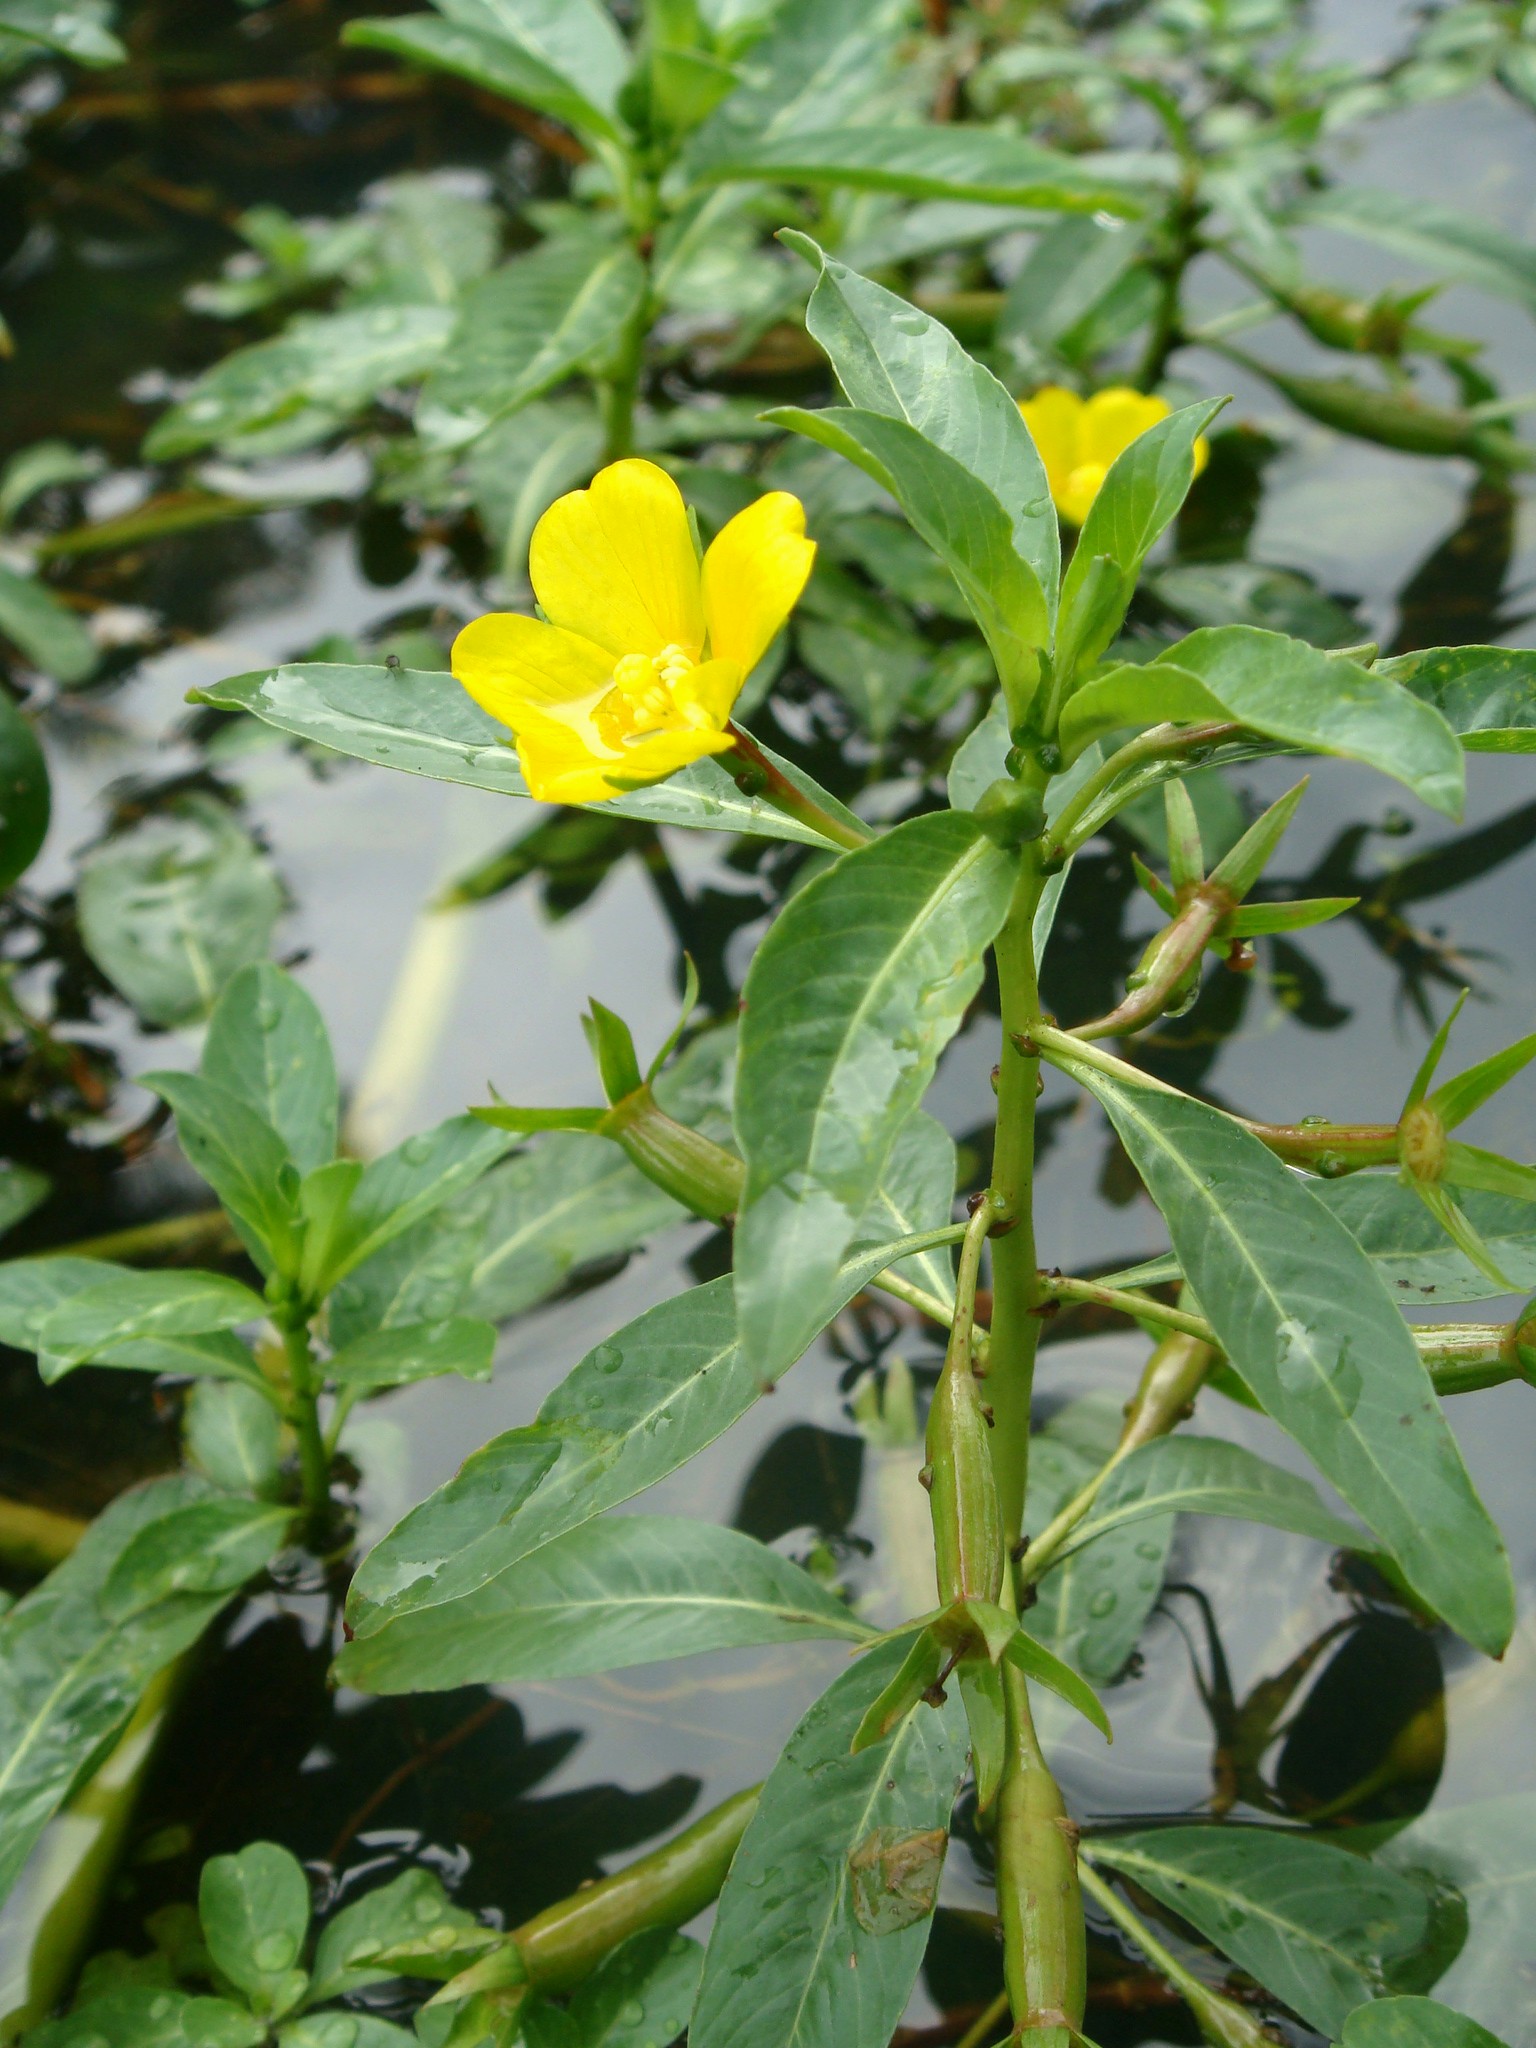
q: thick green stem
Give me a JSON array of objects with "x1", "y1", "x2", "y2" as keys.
[
  {"x1": 988, "y1": 848, "x2": 1048, "y2": 1549},
  {"x1": 600, "y1": 298, "x2": 648, "y2": 463},
  {"x1": 512, "y1": 1786, "x2": 758, "y2": 1992},
  {"x1": 996, "y1": 1666, "x2": 1085, "y2": 2043},
  {"x1": 1045, "y1": 724, "x2": 1242, "y2": 863},
  {"x1": 280, "y1": 1319, "x2": 330, "y2": 1533}
]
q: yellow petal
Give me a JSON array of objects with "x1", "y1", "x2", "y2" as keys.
[
  {"x1": 1060, "y1": 462, "x2": 1108, "y2": 527},
  {"x1": 518, "y1": 724, "x2": 734, "y2": 805},
  {"x1": 701, "y1": 491, "x2": 815, "y2": 675},
  {"x1": 1081, "y1": 388, "x2": 1171, "y2": 469},
  {"x1": 671, "y1": 657, "x2": 745, "y2": 731},
  {"x1": 529, "y1": 459, "x2": 705, "y2": 661},
  {"x1": 1191, "y1": 433, "x2": 1210, "y2": 480},
  {"x1": 1018, "y1": 386, "x2": 1084, "y2": 509},
  {"x1": 452, "y1": 612, "x2": 613, "y2": 735}
]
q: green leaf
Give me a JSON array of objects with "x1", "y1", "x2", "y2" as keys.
[
  {"x1": 0, "y1": 1476, "x2": 244, "y2": 1905},
  {"x1": 0, "y1": 1, "x2": 125, "y2": 67},
  {"x1": 195, "y1": 665, "x2": 849, "y2": 850},
  {"x1": 141, "y1": 1072, "x2": 299, "y2": 1277},
  {"x1": 693, "y1": 1639, "x2": 963, "y2": 2048},
  {"x1": 333, "y1": 1515, "x2": 868, "y2": 1694},
  {"x1": 325, "y1": 1317, "x2": 496, "y2": 1387},
  {"x1": 1059, "y1": 627, "x2": 1465, "y2": 818},
  {"x1": 323, "y1": 1115, "x2": 514, "y2": 1290},
  {"x1": 30, "y1": 1266, "x2": 268, "y2": 1375},
  {"x1": 1376, "y1": 1795, "x2": 1536, "y2": 2042},
  {"x1": 1430, "y1": 1034, "x2": 1536, "y2": 1130},
  {"x1": 309, "y1": 1868, "x2": 481, "y2": 2004},
  {"x1": 1031, "y1": 1493, "x2": 1172, "y2": 1687},
  {"x1": 1376, "y1": 647, "x2": 1536, "y2": 753},
  {"x1": 794, "y1": 244, "x2": 1059, "y2": 615},
  {"x1": 78, "y1": 798, "x2": 283, "y2": 1029},
  {"x1": 98, "y1": 1498, "x2": 291, "y2": 1620},
  {"x1": 201, "y1": 964, "x2": 338, "y2": 1178},
  {"x1": 0, "y1": 564, "x2": 96, "y2": 684},
  {"x1": 183, "y1": 1380, "x2": 284, "y2": 1498},
  {"x1": 734, "y1": 811, "x2": 1016, "y2": 1382},
  {"x1": 1319, "y1": 1176, "x2": 1536, "y2": 1305},
  {"x1": 1089, "y1": 1828, "x2": 1432, "y2": 2038},
  {"x1": 1062, "y1": 1435, "x2": 1363, "y2": 1557},
  {"x1": 418, "y1": 242, "x2": 646, "y2": 449},
  {"x1": 0, "y1": 438, "x2": 104, "y2": 530},
  {"x1": 568, "y1": 1930, "x2": 702, "y2": 2048},
  {"x1": 1053, "y1": 1054, "x2": 1514, "y2": 1655},
  {"x1": 1056, "y1": 400, "x2": 1228, "y2": 680},
  {"x1": 329, "y1": 1206, "x2": 485, "y2": 1345},
  {"x1": 1341, "y1": 2000, "x2": 1512, "y2": 2048},
  {"x1": 852, "y1": 1110, "x2": 957, "y2": 1310},
  {"x1": 144, "y1": 306, "x2": 456, "y2": 460},
  {"x1": 0, "y1": 1161, "x2": 48, "y2": 1245},
  {"x1": 683, "y1": 0, "x2": 906, "y2": 173},
  {"x1": 199, "y1": 1841, "x2": 311, "y2": 2018},
  {"x1": 0, "y1": 688, "x2": 48, "y2": 891},
  {"x1": 458, "y1": 1133, "x2": 686, "y2": 1323},
  {"x1": 28, "y1": 1990, "x2": 265, "y2": 2048},
  {"x1": 1296, "y1": 185, "x2": 1536, "y2": 316},
  {"x1": 768, "y1": 405, "x2": 1048, "y2": 706},
  {"x1": 703, "y1": 125, "x2": 1150, "y2": 213},
  {"x1": 345, "y1": 0, "x2": 628, "y2": 142}
]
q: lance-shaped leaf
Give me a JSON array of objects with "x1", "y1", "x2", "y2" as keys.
[
  {"x1": 201, "y1": 963, "x2": 338, "y2": 1178},
  {"x1": 1049, "y1": 1051, "x2": 1513, "y2": 1655},
  {"x1": 140, "y1": 1072, "x2": 299, "y2": 1277},
  {"x1": 417, "y1": 242, "x2": 647, "y2": 449},
  {"x1": 1342, "y1": 2000, "x2": 1512, "y2": 2048},
  {"x1": 1089, "y1": 1828, "x2": 1432, "y2": 2038},
  {"x1": 1377, "y1": 646, "x2": 1536, "y2": 753},
  {"x1": 194, "y1": 665, "x2": 852, "y2": 851},
  {"x1": 344, "y1": 0, "x2": 630, "y2": 145},
  {"x1": 318, "y1": 1115, "x2": 514, "y2": 1291},
  {"x1": 30, "y1": 1267, "x2": 268, "y2": 1376},
  {"x1": 1319, "y1": 1176, "x2": 1536, "y2": 1305},
  {"x1": 98, "y1": 1498, "x2": 293, "y2": 1621},
  {"x1": 1056, "y1": 399, "x2": 1227, "y2": 680},
  {"x1": 0, "y1": 1476, "x2": 278, "y2": 1904},
  {"x1": 691, "y1": 1638, "x2": 966, "y2": 2048},
  {"x1": 333, "y1": 1515, "x2": 868, "y2": 1693},
  {"x1": 1058, "y1": 627, "x2": 1464, "y2": 818},
  {"x1": 769, "y1": 406, "x2": 1048, "y2": 707},
  {"x1": 1428, "y1": 1032, "x2": 1536, "y2": 1131},
  {"x1": 1058, "y1": 1436, "x2": 1363, "y2": 1558},
  {"x1": 734, "y1": 812, "x2": 1016, "y2": 1382},
  {"x1": 701, "y1": 126, "x2": 1152, "y2": 216},
  {"x1": 791, "y1": 243, "x2": 1059, "y2": 615},
  {"x1": 325, "y1": 1317, "x2": 496, "y2": 1387},
  {"x1": 1295, "y1": 185, "x2": 1536, "y2": 316}
]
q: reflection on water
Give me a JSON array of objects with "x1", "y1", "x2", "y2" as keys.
[{"x1": 1, "y1": 1, "x2": 1534, "y2": 2040}]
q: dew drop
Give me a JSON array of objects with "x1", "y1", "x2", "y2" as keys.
[
  {"x1": 401, "y1": 1134, "x2": 433, "y2": 1165},
  {"x1": 619, "y1": 2000, "x2": 645, "y2": 2026},
  {"x1": 1088, "y1": 1588, "x2": 1118, "y2": 1618},
  {"x1": 593, "y1": 1343, "x2": 623, "y2": 1374}
]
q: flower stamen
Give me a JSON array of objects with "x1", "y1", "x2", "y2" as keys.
[{"x1": 594, "y1": 644, "x2": 710, "y2": 748}]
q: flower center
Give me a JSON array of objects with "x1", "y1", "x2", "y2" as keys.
[{"x1": 593, "y1": 644, "x2": 712, "y2": 748}]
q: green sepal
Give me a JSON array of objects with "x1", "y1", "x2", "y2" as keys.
[
  {"x1": 1413, "y1": 1181, "x2": 1517, "y2": 1292},
  {"x1": 936, "y1": 1596, "x2": 1019, "y2": 1665},
  {"x1": 1002, "y1": 1625, "x2": 1112, "y2": 1742},
  {"x1": 1442, "y1": 1140, "x2": 1536, "y2": 1204},
  {"x1": 1132, "y1": 852, "x2": 1178, "y2": 917},
  {"x1": 1404, "y1": 987, "x2": 1469, "y2": 1109},
  {"x1": 473, "y1": 1101, "x2": 609, "y2": 1133},
  {"x1": 957, "y1": 1656, "x2": 1007, "y2": 1814},
  {"x1": 427, "y1": 1939, "x2": 529, "y2": 2009},
  {"x1": 849, "y1": 1627, "x2": 946, "y2": 1753},
  {"x1": 1164, "y1": 779, "x2": 1204, "y2": 896},
  {"x1": 599, "y1": 1089, "x2": 745, "y2": 1222},
  {"x1": 584, "y1": 999, "x2": 645, "y2": 1104},
  {"x1": 1205, "y1": 777, "x2": 1307, "y2": 901},
  {"x1": 1428, "y1": 1030, "x2": 1536, "y2": 1130},
  {"x1": 645, "y1": 953, "x2": 701, "y2": 1083},
  {"x1": 1225, "y1": 896, "x2": 1358, "y2": 938}
]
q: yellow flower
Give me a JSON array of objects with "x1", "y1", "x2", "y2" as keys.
[
  {"x1": 452, "y1": 459, "x2": 815, "y2": 804},
  {"x1": 1018, "y1": 385, "x2": 1210, "y2": 527}
]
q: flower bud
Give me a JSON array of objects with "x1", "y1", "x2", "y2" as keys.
[
  {"x1": 600, "y1": 1089, "x2": 745, "y2": 1222},
  {"x1": 974, "y1": 778, "x2": 1046, "y2": 851}
]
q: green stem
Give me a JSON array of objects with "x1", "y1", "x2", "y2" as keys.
[
  {"x1": 600, "y1": 295, "x2": 649, "y2": 464},
  {"x1": 279, "y1": 1318, "x2": 330, "y2": 1533},
  {"x1": 1078, "y1": 1859, "x2": 1269, "y2": 2048},
  {"x1": 954, "y1": 1988, "x2": 1012, "y2": 2048},
  {"x1": 1041, "y1": 1272, "x2": 1214, "y2": 1344},
  {"x1": 1045, "y1": 724, "x2": 1243, "y2": 863},
  {"x1": 36, "y1": 1207, "x2": 236, "y2": 1264},
  {"x1": 512, "y1": 1786, "x2": 759, "y2": 1992},
  {"x1": 725, "y1": 723, "x2": 874, "y2": 852},
  {"x1": 987, "y1": 844, "x2": 1049, "y2": 1550},
  {"x1": 997, "y1": 1665, "x2": 1086, "y2": 2041}
]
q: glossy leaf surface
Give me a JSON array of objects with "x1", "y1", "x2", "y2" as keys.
[
  {"x1": 1062, "y1": 1435, "x2": 1363, "y2": 1559},
  {"x1": 1377, "y1": 646, "x2": 1536, "y2": 753},
  {"x1": 202, "y1": 963, "x2": 338, "y2": 1178}
]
